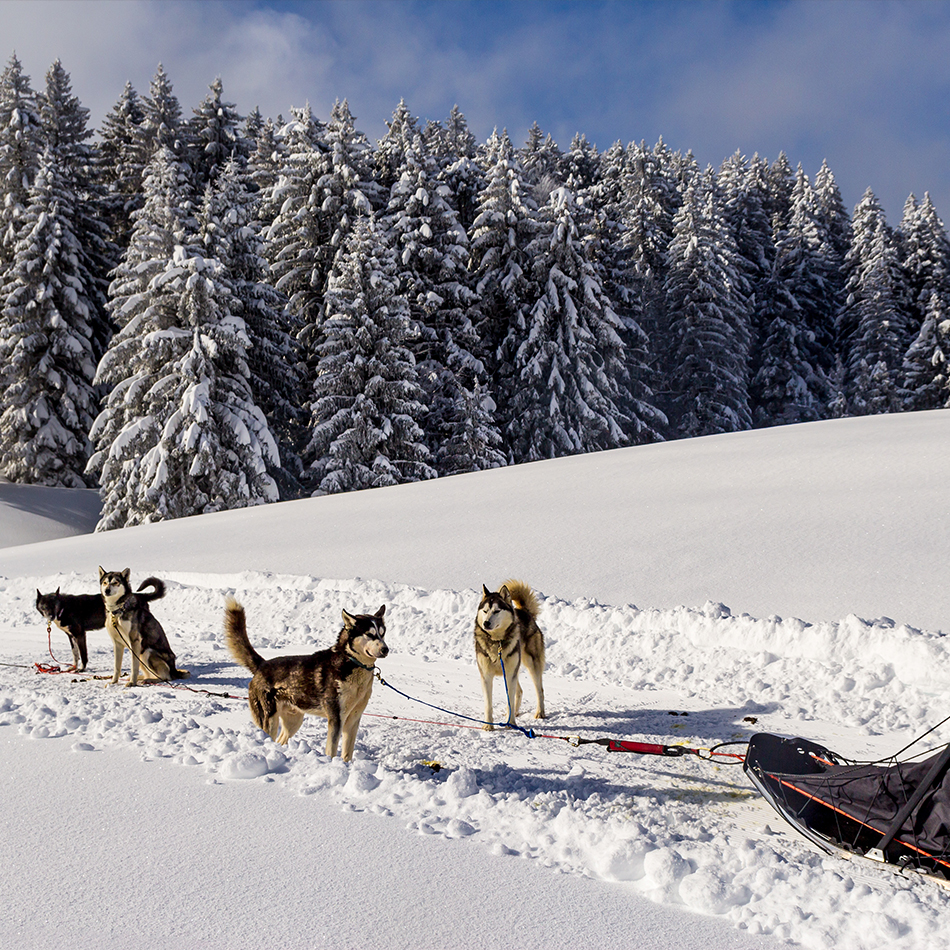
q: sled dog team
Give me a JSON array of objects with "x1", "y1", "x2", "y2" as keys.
[{"x1": 36, "y1": 572, "x2": 546, "y2": 762}]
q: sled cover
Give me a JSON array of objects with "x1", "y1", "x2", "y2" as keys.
[{"x1": 744, "y1": 732, "x2": 950, "y2": 878}]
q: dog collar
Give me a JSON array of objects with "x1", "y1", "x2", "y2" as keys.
[{"x1": 347, "y1": 654, "x2": 376, "y2": 672}]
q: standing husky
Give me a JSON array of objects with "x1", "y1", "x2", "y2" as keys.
[
  {"x1": 35, "y1": 588, "x2": 106, "y2": 672},
  {"x1": 223, "y1": 599, "x2": 389, "y2": 761},
  {"x1": 475, "y1": 580, "x2": 546, "y2": 730},
  {"x1": 98, "y1": 568, "x2": 185, "y2": 686}
]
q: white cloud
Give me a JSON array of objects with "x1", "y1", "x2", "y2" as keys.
[{"x1": 0, "y1": 0, "x2": 947, "y2": 224}]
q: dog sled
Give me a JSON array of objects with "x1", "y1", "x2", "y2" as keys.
[{"x1": 743, "y1": 732, "x2": 950, "y2": 884}]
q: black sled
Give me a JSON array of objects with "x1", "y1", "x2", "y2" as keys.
[{"x1": 744, "y1": 732, "x2": 950, "y2": 884}]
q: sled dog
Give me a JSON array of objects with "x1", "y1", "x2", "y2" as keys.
[
  {"x1": 35, "y1": 588, "x2": 106, "y2": 672},
  {"x1": 474, "y1": 580, "x2": 546, "y2": 730},
  {"x1": 223, "y1": 599, "x2": 389, "y2": 761},
  {"x1": 98, "y1": 568, "x2": 185, "y2": 685}
]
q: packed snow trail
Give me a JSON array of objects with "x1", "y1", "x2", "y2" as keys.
[{"x1": 2, "y1": 570, "x2": 950, "y2": 948}]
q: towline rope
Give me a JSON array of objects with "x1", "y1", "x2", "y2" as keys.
[
  {"x1": 371, "y1": 668, "x2": 748, "y2": 764},
  {"x1": 23, "y1": 632, "x2": 748, "y2": 764}
]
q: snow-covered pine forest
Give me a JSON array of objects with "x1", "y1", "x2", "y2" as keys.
[{"x1": 1, "y1": 56, "x2": 948, "y2": 528}]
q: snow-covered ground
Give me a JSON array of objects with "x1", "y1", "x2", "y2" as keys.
[{"x1": 1, "y1": 410, "x2": 949, "y2": 949}]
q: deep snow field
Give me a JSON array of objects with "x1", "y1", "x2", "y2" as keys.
[{"x1": 2, "y1": 410, "x2": 950, "y2": 949}]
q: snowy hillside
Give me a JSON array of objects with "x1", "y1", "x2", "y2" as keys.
[{"x1": 2, "y1": 411, "x2": 950, "y2": 949}]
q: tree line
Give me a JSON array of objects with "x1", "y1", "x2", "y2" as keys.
[{"x1": 0, "y1": 56, "x2": 946, "y2": 529}]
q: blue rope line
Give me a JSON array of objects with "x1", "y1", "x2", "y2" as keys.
[{"x1": 374, "y1": 664, "x2": 536, "y2": 739}]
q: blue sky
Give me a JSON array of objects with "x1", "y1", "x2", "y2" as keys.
[{"x1": 1, "y1": 0, "x2": 949, "y2": 222}]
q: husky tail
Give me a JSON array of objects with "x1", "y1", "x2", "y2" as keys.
[
  {"x1": 136, "y1": 577, "x2": 166, "y2": 602},
  {"x1": 502, "y1": 579, "x2": 540, "y2": 620},
  {"x1": 223, "y1": 598, "x2": 265, "y2": 674}
]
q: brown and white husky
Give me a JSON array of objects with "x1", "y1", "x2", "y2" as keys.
[
  {"x1": 474, "y1": 580, "x2": 546, "y2": 730},
  {"x1": 223, "y1": 599, "x2": 389, "y2": 761}
]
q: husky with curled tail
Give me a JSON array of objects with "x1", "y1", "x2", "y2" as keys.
[
  {"x1": 474, "y1": 580, "x2": 546, "y2": 730},
  {"x1": 98, "y1": 568, "x2": 184, "y2": 686},
  {"x1": 223, "y1": 598, "x2": 389, "y2": 761}
]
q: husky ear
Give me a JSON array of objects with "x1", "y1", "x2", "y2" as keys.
[
  {"x1": 499, "y1": 585, "x2": 510, "y2": 601},
  {"x1": 482, "y1": 584, "x2": 491, "y2": 598},
  {"x1": 375, "y1": 605, "x2": 386, "y2": 619},
  {"x1": 98, "y1": 566, "x2": 105, "y2": 579},
  {"x1": 122, "y1": 568, "x2": 131, "y2": 581},
  {"x1": 342, "y1": 609, "x2": 356, "y2": 627},
  {"x1": 55, "y1": 587, "x2": 61, "y2": 596}
]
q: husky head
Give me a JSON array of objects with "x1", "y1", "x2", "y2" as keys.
[
  {"x1": 340, "y1": 605, "x2": 389, "y2": 666},
  {"x1": 35, "y1": 588, "x2": 63, "y2": 622},
  {"x1": 99, "y1": 567, "x2": 132, "y2": 607},
  {"x1": 477, "y1": 585, "x2": 515, "y2": 639}
]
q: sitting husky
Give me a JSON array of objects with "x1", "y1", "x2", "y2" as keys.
[
  {"x1": 475, "y1": 580, "x2": 546, "y2": 730},
  {"x1": 223, "y1": 598, "x2": 389, "y2": 761},
  {"x1": 98, "y1": 568, "x2": 186, "y2": 686},
  {"x1": 36, "y1": 578, "x2": 164, "y2": 672}
]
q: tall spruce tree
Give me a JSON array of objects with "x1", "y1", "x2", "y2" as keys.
[
  {"x1": 38, "y1": 59, "x2": 112, "y2": 358},
  {"x1": 187, "y1": 77, "x2": 246, "y2": 189},
  {"x1": 87, "y1": 147, "x2": 195, "y2": 525},
  {"x1": 469, "y1": 130, "x2": 539, "y2": 445},
  {"x1": 96, "y1": 81, "x2": 148, "y2": 254},
  {"x1": 897, "y1": 193, "x2": 950, "y2": 408},
  {"x1": 90, "y1": 147, "x2": 278, "y2": 527},
  {"x1": 197, "y1": 158, "x2": 305, "y2": 497},
  {"x1": 663, "y1": 169, "x2": 752, "y2": 436},
  {"x1": 902, "y1": 291, "x2": 950, "y2": 410},
  {"x1": 305, "y1": 217, "x2": 436, "y2": 493},
  {"x1": 838, "y1": 188, "x2": 910, "y2": 414},
  {"x1": 0, "y1": 148, "x2": 100, "y2": 486},
  {"x1": 508, "y1": 187, "x2": 633, "y2": 461},
  {"x1": 377, "y1": 134, "x2": 488, "y2": 474},
  {"x1": 0, "y1": 54, "x2": 41, "y2": 275}
]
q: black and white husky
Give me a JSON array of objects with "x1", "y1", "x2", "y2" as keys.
[
  {"x1": 223, "y1": 599, "x2": 389, "y2": 761},
  {"x1": 35, "y1": 588, "x2": 107, "y2": 672},
  {"x1": 474, "y1": 580, "x2": 546, "y2": 730},
  {"x1": 98, "y1": 568, "x2": 186, "y2": 686}
]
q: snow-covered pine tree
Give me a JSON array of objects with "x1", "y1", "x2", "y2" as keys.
[
  {"x1": 187, "y1": 77, "x2": 246, "y2": 189},
  {"x1": 305, "y1": 217, "x2": 436, "y2": 493},
  {"x1": 140, "y1": 64, "x2": 189, "y2": 164},
  {"x1": 87, "y1": 146, "x2": 195, "y2": 525},
  {"x1": 750, "y1": 167, "x2": 834, "y2": 426},
  {"x1": 0, "y1": 54, "x2": 41, "y2": 275},
  {"x1": 38, "y1": 59, "x2": 112, "y2": 359},
  {"x1": 508, "y1": 186, "x2": 633, "y2": 461},
  {"x1": 262, "y1": 105, "x2": 332, "y2": 361},
  {"x1": 838, "y1": 188, "x2": 910, "y2": 415},
  {"x1": 0, "y1": 147, "x2": 101, "y2": 486},
  {"x1": 96, "y1": 81, "x2": 148, "y2": 254},
  {"x1": 374, "y1": 99, "x2": 420, "y2": 199},
  {"x1": 897, "y1": 193, "x2": 950, "y2": 409},
  {"x1": 197, "y1": 158, "x2": 305, "y2": 497},
  {"x1": 89, "y1": 147, "x2": 278, "y2": 527},
  {"x1": 469, "y1": 129, "x2": 539, "y2": 435},
  {"x1": 663, "y1": 168, "x2": 752, "y2": 437},
  {"x1": 519, "y1": 122, "x2": 562, "y2": 198},
  {"x1": 813, "y1": 159, "x2": 851, "y2": 334},
  {"x1": 429, "y1": 105, "x2": 482, "y2": 233},
  {"x1": 246, "y1": 115, "x2": 286, "y2": 228},
  {"x1": 319, "y1": 99, "x2": 381, "y2": 248},
  {"x1": 902, "y1": 291, "x2": 950, "y2": 410},
  {"x1": 583, "y1": 140, "x2": 666, "y2": 443},
  {"x1": 377, "y1": 134, "x2": 490, "y2": 474},
  {"x1": 765, "y1": 151, "x2": 795, "y2": 225},
  {"x1": 619, "y1": 138, "x2": 681, "y2": 417},
  {"x1": 561, "y1": 133, "x2": 599, "y2": 195}
]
